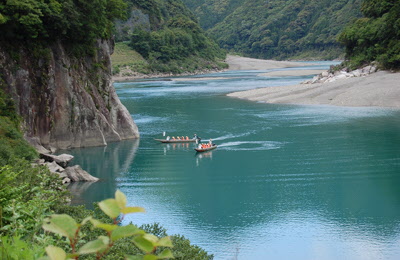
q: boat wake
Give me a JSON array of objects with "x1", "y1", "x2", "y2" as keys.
[
  {"x1": 218, "y1": 141, "x2": 284, "y2": 151},
  {"x1": 211, "y1": 132, "x2": 255, "y2": 141}
]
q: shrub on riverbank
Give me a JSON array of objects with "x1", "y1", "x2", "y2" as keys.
[{"x1": 0, "y1": 89, "x2": 37, "y2": 166}]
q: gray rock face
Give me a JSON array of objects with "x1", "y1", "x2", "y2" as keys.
[
  {"x1": 64, "y1": 165, "x2": 99, "y2": 182},
  {"x1": 0, "y1": 39, "x2": 139, "y2": 150},
  {"x1": 62, "y1": 178, "x2": 71, "y2": 184},
  {"x1": 45, "y1": 161, "x2": 65, "y2": 174},
  {"x1": 40, "y1": 153, "x2": 74, "y2": 168}
]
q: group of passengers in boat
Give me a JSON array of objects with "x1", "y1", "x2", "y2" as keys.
[
  {"x1": 165, "y1": 134, "x2": 199, "y2": 141},
  {"x1": 198, "y1": 139, "x2": 213, "y2": 149},
  {"x1": 166, "y1": 136, "x2": 190, "y2": 141}
]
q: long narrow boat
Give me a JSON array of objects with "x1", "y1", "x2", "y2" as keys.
[
  {"x1": 154, "y1": 138, "x2": 197, "y2": 143},
  {"x1": 194, "y1": 144, "x2": 217, "y2": 152}
]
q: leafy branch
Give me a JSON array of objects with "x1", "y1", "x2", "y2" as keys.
[{"x1": 39, "y1": 190, "x2": 173, "y2": 260}]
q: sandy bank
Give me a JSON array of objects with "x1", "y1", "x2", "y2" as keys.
[
  {"x1": 228, "y1": 71, "x2": 400, "y2": 109},
  {"x1": 226, "y1": 55, "x2": 314, "y2": 70},
  {"x1": 259, "y1": 69, "x2": 326, "y2": 77}
]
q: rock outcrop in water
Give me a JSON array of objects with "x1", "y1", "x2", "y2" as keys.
[
  {"x1": 36, "y1": 155, "x2": 99, "y2": 183},
  {"x1": 0, "y1": 39, "x2": 139, "y2": 150}
]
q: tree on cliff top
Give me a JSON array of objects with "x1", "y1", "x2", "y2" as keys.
[
  {"x1": 0, "y1": 0, "x2": 128, "y2": 55},
  {"x1": 338, "y1": 0, "x2": 400, "y2": 69}
]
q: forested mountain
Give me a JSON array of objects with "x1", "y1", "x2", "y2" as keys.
[
  {"x1": 181, "y1": 0, "x2": 243, "y2": 30},
  {"x1": 114, "y1": 0, "x2": 227, "y2": 75},
  {"x1": 182, "y1": 0, "x2": 363, "y2": 60},
  {"x1": 339, "y1": 0, "x2": 400, "y2": 69}
]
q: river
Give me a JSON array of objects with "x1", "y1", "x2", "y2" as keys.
[{"x1": 67, "y1": 63, "x2": 400, "y2": 260}]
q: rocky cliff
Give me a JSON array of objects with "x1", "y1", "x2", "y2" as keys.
[{"x1": 0, "y1": 39, "x2": 139, "y2": 150}]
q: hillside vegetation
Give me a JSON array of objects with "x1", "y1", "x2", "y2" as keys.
[
  {"x1": 181, "y1": 0, "x2": 243, "y2": 30},
  {"x1": 182, "y1": 0, "x2": 363, "y2": 60},
  {"x1": 339, "y1": 0, "x2": 400, "y2": 69},
  {"x1": 113, "y1": 0, "x2": 227, "y2": 75},
  {"x1": 0, "y1": 0, "x2": 127, "y2": 56}
]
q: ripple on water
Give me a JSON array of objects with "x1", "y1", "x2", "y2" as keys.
[
  {"x1": 133, "y1": 114, "x2": 166, "y2": 124},
  {"x1": 254, "y1": 105, "x2": 396, "y2": 126}
]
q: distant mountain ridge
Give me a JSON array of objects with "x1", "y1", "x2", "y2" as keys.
[{"x1": 182, "y1": 0, "x2": 363, "y2": 60}]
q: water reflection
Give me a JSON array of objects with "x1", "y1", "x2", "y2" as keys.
[
  {"x1": 195, "y1": 151, "x2": 213, "y2": 166},
  {"x1": 162, "y1": 143, "x2": 193, "y2": 154},
  {"x1": 65, "y1": 139, "x2": 139, "y2": 207}
]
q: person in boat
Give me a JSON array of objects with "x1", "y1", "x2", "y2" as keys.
[
  {"x1": 186, "y1": 136, "x2": 189, "y2": 140},
  {"x1": 193, "y1": 134, "x2": 201, "y2": 141},
  {"x1": 209, "y1": 139, "x2": 212, "y2": 146},
  {"x1": 172, "y1": 137, "x2": 175, "y2": 140},
  {"x1": 166, "y1": 136, "x2": 170, "y2": 140},
  {"x1": 198, "y1": 144, "x2": 202, "y2": 149}
]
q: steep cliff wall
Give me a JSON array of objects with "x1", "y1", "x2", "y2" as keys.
[{"x1": 0, "y1": 39, "x2": 139, "y2": 150}]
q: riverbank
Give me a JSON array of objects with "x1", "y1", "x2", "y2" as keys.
[
  {"x1": 225, "y1": 55, "x2": 314, "y2": 70},
  {"x1": 112, "y1": 68, "x2": 225, "y2": 82},
  {"x1": 112, "y1": 55, "x2": 316, "y2": 82},
  {"x1": 228, "y1": 71, "x2": 400, "y2": 109}
]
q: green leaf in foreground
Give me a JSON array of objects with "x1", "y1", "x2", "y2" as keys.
[
  {"x1": 143, "y1": 255, "x2": 158, "y2": 260},
  {"x1": 78, "y1": 236, "x2": 109, "y2": 254},
  {"x1": 115, "y1": 189, "x2": 127, "y2": 209},
  {"x1": 98, "y1": 198, "x2": 121, "y2": 219},
  {"x1": 121, "y1": 206, "x2": 146, "y2": 214},
  {"x1": 45, "y1": 245, "x2": 67, "y2": 260},
  {"x1": 111, "y1": 224, "x2": 144, "y2": 241},
  {"x1": 90, "y1": 218, "x2": 118, "y2": 232},
  {"x1": 133, "y1": 236, "x2": 155, "y2": 253},
  {"x1": 42, "y1": 214, "x2": 78, "y2": 240}
]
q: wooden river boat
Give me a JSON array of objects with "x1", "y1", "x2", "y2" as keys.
[
  {"x1": 154, "y1": 138, "x2": 197, "y2": 143},
  {"x1": 194, "y1": 144, "x2": 217, "y2": 152}
]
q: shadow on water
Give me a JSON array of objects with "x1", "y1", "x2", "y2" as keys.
[{"x1": 64, "y1": 139, "x2": 140, "y2": 207}]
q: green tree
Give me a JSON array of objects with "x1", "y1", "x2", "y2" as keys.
[{"x1": 339, "y1": 0, "x2": 400, "y2": 69}]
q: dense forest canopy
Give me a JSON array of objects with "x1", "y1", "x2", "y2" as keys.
[
  {"x1": 182, "y1": 0, "x2": 363, "y2": 60},
  {"x1": 339, "y1": 0, "x2": 400, "y2": 69},
  {"x1": 0, "y1": 0, "x2": 127, "y2": 55},
  {"x1": 181, "y1": 0, "x2": 243, "y2": 30}
]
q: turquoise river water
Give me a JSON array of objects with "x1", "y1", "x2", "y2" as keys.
[{"x1": 67, "y1": 63, "x2": 400, "y2": 260}]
